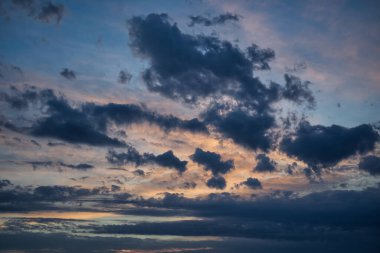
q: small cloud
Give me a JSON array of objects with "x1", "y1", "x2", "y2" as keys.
[
  {"x1": 60, "y1": 68, "x2": 76, "y2": 80},
  {"x1": 239, "y1": 177, "x2": 262, "y2": 190},
  {"x1": 254, "y1": 154, "x2": 277, "y2": 173},
  {"x1": 118, "y1": 70, "x2": 132, "y2": 84},
  {"x1": 37, "y1": 1, "x2": 64, "y2": 24},
  {"x1": 206, "y1": 175, "x2": 226, "y2": 190},
  {"x1": 188, "y1": 13, "x2": 240, "y2": 27}
]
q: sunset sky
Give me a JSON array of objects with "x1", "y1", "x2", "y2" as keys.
[{"x1": 0, "y1": 0, "x2": 379, "y2": 252}]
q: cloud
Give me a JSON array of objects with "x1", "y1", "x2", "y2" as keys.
[
  {"x1": 126, "y1": 186, "x2": 380, "y2": 228},
  {"x1": 126, "y1": 13, "x2": 318, "y2": 153},
  {"x1": 282, "y1": 74, "x2": 315, "y2": 109},
  {"x1": 84, "y1": 186, "x2": 380, "y2": 247},
  {"x1": 0, "y1": 85, "x2": 52, "y2": 110},
  {"x1": 0, "y1": 179, "x2": 12, "y2": 189},
  {"x1": 127, "y1": 13, "x2": 313, "y2": 111},
  {"x1": 30, "y1": 139, "x2": 41, "y2": 147},
  {"x1": 359, "y1": 155, "x2": 380, "y2": 175},
  {"x1": 127, "y1": 13, "x2": 278, "y2": 108},
  {"x1": 206, "y1": 175, "x2": 226, "y2": 190},
  {"x1": 31, "y1": 97, "x2": 126, "y2": 147},
  {"x1": 280, "y1": 121, "x2": 379, "y2": 168},
  {"x1": 188, "y1": 13, "x2": 240, "y2": 27},
  {"x1": 118, "y1": 69, "x2": 132, "y2": 84},
  {"x1": 254, "y1": 154, "x2": 277, "y2": 173},
  {"x1": 83, "y1": 102, "x2": 208, "y2": 134},
  {"x1": 0, "y1": 183, "x2": 104, "y2": 206},
  {"x1": 179, "y1": 181, "x2": 197, "y2": 189},
  {"x1": 1, "y1": 86, "x2": 206, "y2": 146},
  {"x1": 0, "y1": 230, "x2": 379, "y2": 253},
  {"x1": 37, "y1": 1, "x2": 64, "y2": 24},
  {"x1": 0, "y1": 86, "x2": 125, "y2": 146},
  {"x1": 33, "y1": 185, "x2": 95, "y2": 201},
  {"x1": 133, "y1": 169, "x2": 145, "y2": 176},
  {"x1": 204, "y1": 110, "x2": 275, "y2": 152},
  {"x1": 190, "y1": 148, "x2": 234, "y2": 176},
  {"x1": 240, "y1": 178, "x2": 262, "y2": 189},
  {"x1": 9, "y1": 0, "x2": 65, "y2": 24},
  {"x1": 107, "y1": 147, "x2": 187, "y2": 174},
  {"x1": 60, "y1": 68, "x2": 76, "y2": 80}
]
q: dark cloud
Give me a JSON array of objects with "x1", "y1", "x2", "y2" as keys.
[
  {"x1": 359, "y1": 155, "x2": 380, "y2": 175},
  {"x1": 280, "y1": 121, "x2": 379, "y2": 168},
  {"x1": 60, "y1": 162, "x2": 94, "y2": 171},
  {"x1": 60, "y1": 68, "x2": 76, "y2": 80},
  {"x1": 84, "y1": 186, "x2": 380, "y2": 250},
  {"x1": 0, "y1": 231, "x2": 379, "y2": 253},
  {"x1": 28, "y1": 161, "x2": 94, "y2": 171},
  {"x1": 188, "y1": 12, "x2": 240, "y2": 27},
  {"x1": 1, "y1": 181, "x2": 380, "y2": 252},
  {"x1": 240, "y1": 177, "x2": 262, "y2": 189},
  {"x1": 303, "y1": 166, "x2": 323, "y2": 183},
  {"x1": 31, "y1": 97, "x2": 126, "y2": 147},
  {"x1": 0, "y1": 179, "x2": 12, "y2": 188},
  {"x1": 286, "y1": 162, "x2": 298, "y2": 175},
  {"x1": 127, "y1": 186, "x2": 380, "y2": 228},
  {"x1": 30, "y1": 139, "x2": 41, "y2": 147},
  {"x1": 206, "y1": 175, "x2": 226, "y2": 190},
  {"x1": 127, "y1": 13, "x2": 313, "y2": 111},
  {"x1": 107, "y1": 147, "x2": 187, "y2": 174},
  {"x1": 111, "y1": 185, "x2": 121, "y2": 192},
  {"x1": 183, "y1": 181, "x2": 197, "y2": 189},
  {"x1": 127, "y1": 13, "x2": 279, "y2": 108},
  {"x1": 33, "y1": 185, "x2": 94, "y2": 201},
  {"x1": 0, "y1": 184, "x2": 102, "y2": 206},
  {"x1": 118, "y1": 69, "x2": 132, "y2": 84},
  {"x1": 254, "y1": 154, "x2": 277, "y2": 173},
  {"x1": 153, "y1": 150, "x2": 188, "y2": 174},
  {"x1": 2, "y1": 86, "x2": 206, "y2": 146},
  {"x1": 205, "y1": 110, "x2": 275, "y2": 152},
  {"x1": 0, "y1": 87, "x2": 124, "y2": 146},
  {"x1": 83, "y1": 102, "x2": 208, "y2": 134},
  {"x1": 37, "y1": 1, "x2": 64, "y2": 24},
  {"x1": 0, "y1": 85, "x2": 52, "y2": 110},
  {"x1": 0, "y1": 117, "x2": 20, "y2": 132},
  {"x1": 126, "y1": 13, "x2": 318, "y2": 153},
  {"x1": 190, "y1": 148, "x2": 234, "y2": 176},
  {"x1": 0, "y1": 231, "x2": 225, "y2": 253},
  {"x1": 133, "y1": 169, "x2": 145, "y2": 176},
  {"x1": 89, "y1": 217, "x2": 372, "y2": 242},
  {"x1": 281, "y1": 74, "x2": 315, "y2": 109},
  {"x1": 10, "y1": 0, "x2": 65, "y2": 24}
]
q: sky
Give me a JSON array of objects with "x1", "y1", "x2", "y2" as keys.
[{"x1": 0, "y1": 0, "x2": 379, "y2": 252}]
